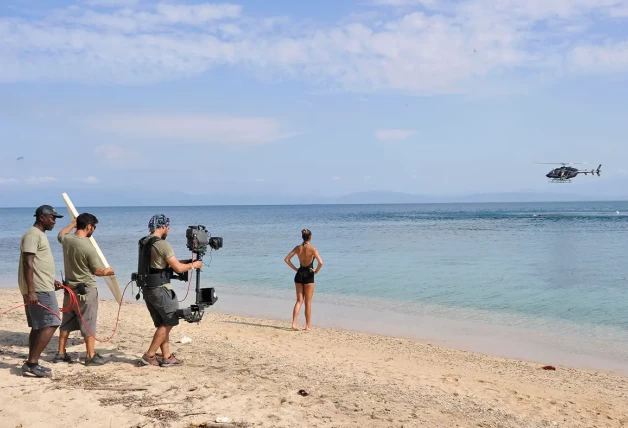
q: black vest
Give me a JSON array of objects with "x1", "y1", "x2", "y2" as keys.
[{"x1": 136, "y1": 235, "x2": 171, "y2": 288}]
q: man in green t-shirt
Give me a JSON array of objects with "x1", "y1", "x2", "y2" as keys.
[
  {"x1": 55, "y1": 213, "x2": 115, "y2": 366},
  {"x1": 18, "y1": 205, "x2": 64, "y2": 378},
  {"x1": 138, "y1": 214, "x2": 202, "y2": 368}
]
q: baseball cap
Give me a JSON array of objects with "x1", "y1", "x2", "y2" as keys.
[{"x1": 34, "y1": 205, "x2": 64, "y2": 218}]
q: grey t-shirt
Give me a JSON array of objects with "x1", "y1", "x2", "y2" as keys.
[
  {"x1": 58, "y1": 233, "x2": 102, "y2": 288},
  {"x1": 18, "y1": 226, "x2": 56, "y2": 294}
]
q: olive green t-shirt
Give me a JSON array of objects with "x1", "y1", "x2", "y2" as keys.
[
  {"x1": 18, "y1": 226, "x2": 56, "y2": 294},
  {"x1": 58, "y1": 233, "x2": 102, "y2": 288},
  {"x1": 150, "y1": 238, "x2": 175, "y2": 290}
]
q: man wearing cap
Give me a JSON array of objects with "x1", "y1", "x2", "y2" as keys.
[
  {"x1": 18, "y1": 205, "x2": 64, "y2": 377},
  {"x1": 138, "y1": 214, "x2": 202, "y2": 367},
  {"x1": 54, "y1": 212, "x2": 115, "y2": 366}
]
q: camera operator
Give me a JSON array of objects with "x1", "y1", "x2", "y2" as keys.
[{"x1": 138, "y1": 214, "x2": 202, "y2": 367}]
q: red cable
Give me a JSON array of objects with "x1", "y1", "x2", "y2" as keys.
[
  {"x1": 2, "y1": 280, "x2": 132, "y2": 343},
  {"x1": 1, "y1": 302, "x2": 61, "y2": 319},
  {"x1": 178, "y1": 251, "x2": 194, "y2": 303}
]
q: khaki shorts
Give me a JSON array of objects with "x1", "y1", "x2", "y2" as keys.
[{"x1": 60, "y1": 286, "x2": 99, "y2": 338}]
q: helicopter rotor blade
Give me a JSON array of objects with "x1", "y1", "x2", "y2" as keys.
[{"x1": 534, "y1": 162, "x2": 589, "y2": 166}]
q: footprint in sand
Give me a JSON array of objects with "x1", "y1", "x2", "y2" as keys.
[{"x1": 440, "y1": 374, "x2": 460, "y2": 383}]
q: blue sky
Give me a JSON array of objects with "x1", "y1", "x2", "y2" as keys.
[{"x1": 1, "y1": 0, "x2": 628, "y2": 206}]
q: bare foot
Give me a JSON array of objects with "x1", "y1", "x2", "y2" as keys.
[
  {"x1": 305, "y1": 326, "x2": 312, "y2": 332},
  {"x1": 292, "y1": 324, "x2": 300, "y2": 331}
]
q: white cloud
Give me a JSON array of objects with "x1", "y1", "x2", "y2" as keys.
[
  {"x1": 83, "y1": 176, "x2": 99, "y2": 183},
  {"x1": 155, "y1": 3, "x2": 242, "y2": 25},
  {"x1": 369, "y1": 0, "x2": 438, "y2": 7},
  {"x1": 95, "y1": 144, "x2": 141, "y2": 166},
  {"x1": 1, "y1": 1, "x2": 628, "y2": 93},
  {"x1": 610, "y1": 4, "x2": 628, "y2": 17},
  {"x1": 0, "y1": 177, "x2": 60, "y2": 185},
  {"x1": 88, "y1": 114, "x2": 291, "y2": 145},
  {"x1": 62, "y1": 2, "x2": 242, "y2": 32},
  {"x1": 570, "y1": 42, "x2": 628, "y2": 73},
  {"x1": 83, "y1": 0, "x2": 139, "y2": 7},
  {"x1": 24, "y1": 176, "x2": 58, "y2": 185},
  {"x1": 0, "y1": 177, "x2": 19, "y2": 185},
  {"x1": 487, "y1": 0, "x2": 623, "y2": 20},
  {"x1": 376, "y1": 129, "x2": 416, "y2": 141}
]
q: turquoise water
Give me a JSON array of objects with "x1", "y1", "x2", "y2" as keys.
[{"x1": 1, "y1": 202, "x2": 628, "y2": 370}]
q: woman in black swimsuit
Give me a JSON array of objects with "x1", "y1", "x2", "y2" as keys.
[{"x1": 284, "y1": 229, "x2": 323, "y2": 331}]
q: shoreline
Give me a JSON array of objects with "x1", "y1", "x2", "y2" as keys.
[
  {"x1": 0, "y1": 288, "x2": 626, "y2": 427},
  {"x1": 2, "y1": 282, "x2": 627, "y2": 377},
  {"x1": 203, "y1": 289, "x2": 628, "y2": 376}
]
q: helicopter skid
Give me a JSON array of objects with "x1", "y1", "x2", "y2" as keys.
[{"x1": 548, "y1": 178, "x2": 571, "y2": 183}]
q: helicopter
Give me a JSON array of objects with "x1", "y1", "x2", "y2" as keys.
[{"x1": 535, "y1": 162, "x2": 602, "y2": 183}]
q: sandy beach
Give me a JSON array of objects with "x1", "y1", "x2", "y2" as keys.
[{"x1": 1, "y1": 288, "x2": 627, "y2": 428}]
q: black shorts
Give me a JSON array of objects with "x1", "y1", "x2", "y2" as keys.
[
  {"x1": 294, "y1": 267, "x2": 315, "y2": 284},
  {"x1": 24, "y1": 291, "x2": 61, "y2": 330},
  {"x1": 143, "y1": 286, "x2": 179, "y2": 328}
]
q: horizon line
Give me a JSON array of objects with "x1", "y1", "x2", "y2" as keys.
[{"x1": 2, "y1": 198, "x2": 627, "y2": 209}]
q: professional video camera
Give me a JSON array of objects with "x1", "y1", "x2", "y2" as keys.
[
  {"x1": 176, "y1": 225, "x2": 223, "y2": 323},
  {"x1": 185, "y1": 225, "x2": 223, "y2": 256}
]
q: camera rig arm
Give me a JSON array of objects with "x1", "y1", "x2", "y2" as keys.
[{"x1": 176, "y1": 225, "x2": 222, "y2": 323}]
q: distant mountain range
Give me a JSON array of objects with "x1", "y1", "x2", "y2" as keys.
[
  {"x1": 1, "y1": 186, "x2": 627, "y2": 208},
  {"x1": 325, "y1": 191, "x2": 628, "y2": 204},
  {"x1": 322, "y1": 191, "x2": 603, "y2": 204}
]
